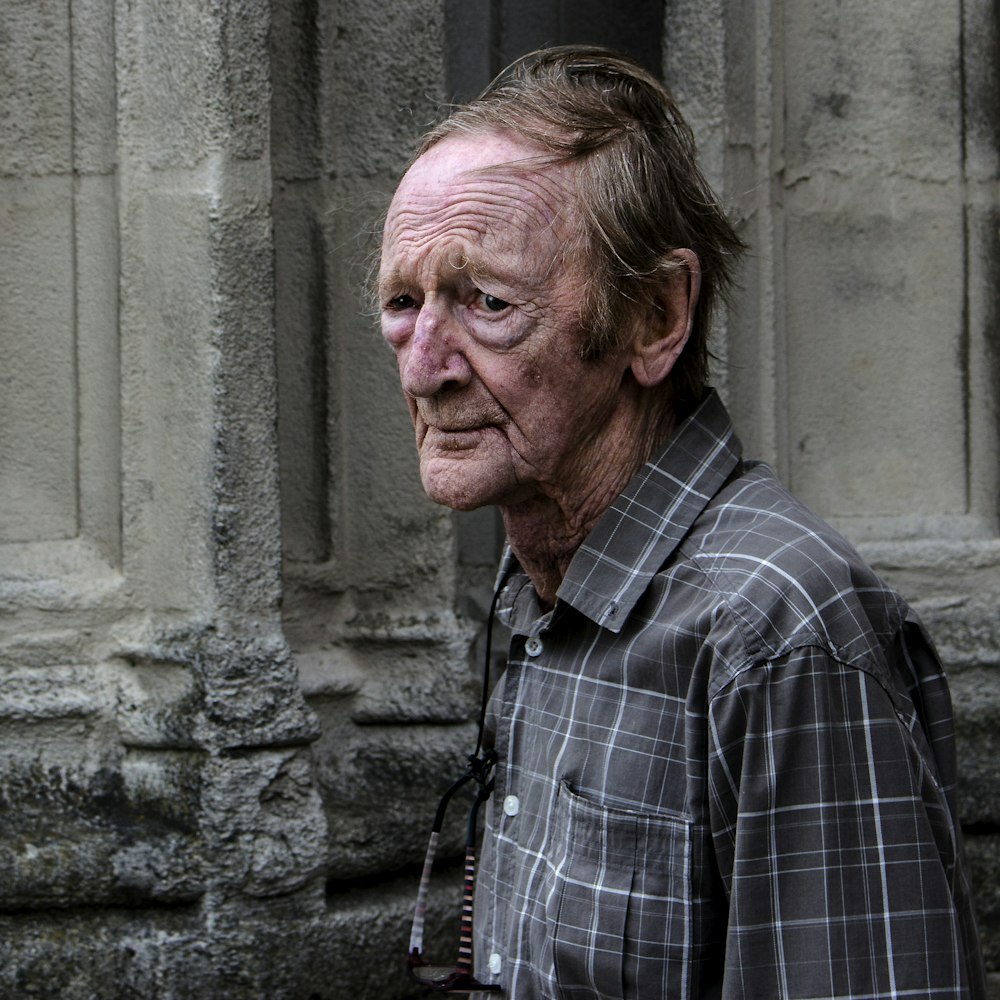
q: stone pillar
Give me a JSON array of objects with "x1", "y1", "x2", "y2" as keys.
[{"x1": 1, "y1": 0, "x2": 330, "y2": 994}]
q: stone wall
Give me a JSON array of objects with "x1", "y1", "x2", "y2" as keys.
[{"x1": 0, "y1": 1, "x2": 997, "y2": 997}]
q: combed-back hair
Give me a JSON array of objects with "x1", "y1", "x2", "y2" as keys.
[{"x1": 415, "y1": 45, "x2": 746, "y2": 414}]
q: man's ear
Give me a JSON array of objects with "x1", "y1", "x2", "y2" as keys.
[{"x1": 629, "y1": 249, "x2": 701, "y2": 388}]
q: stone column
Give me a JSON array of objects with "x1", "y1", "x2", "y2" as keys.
[{"x1": 0, "y1": 0, "x2": 329, "y2": 994}]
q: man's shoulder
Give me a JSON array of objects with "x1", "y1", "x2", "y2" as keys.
[{"x1": 677, "y1": 461, "x2": 909, "y2": 666}]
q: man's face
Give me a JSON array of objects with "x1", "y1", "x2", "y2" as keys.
[{"x1": 379, "y1": 131, "x2": 635, "y2": 512}]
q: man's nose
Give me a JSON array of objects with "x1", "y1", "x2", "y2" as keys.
[{"x1": 399, "y1": 303, "x2": 472, "y2": 397}]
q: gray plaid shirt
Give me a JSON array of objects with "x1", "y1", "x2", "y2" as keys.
[{"x1": 474, "y1": 390, "x2": 984, "y2": 999}]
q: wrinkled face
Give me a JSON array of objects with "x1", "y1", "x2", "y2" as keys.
[{"x1": 379, "y1": 131, "x2": 632, "y2": 511}]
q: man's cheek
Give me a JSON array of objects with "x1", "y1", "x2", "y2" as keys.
[{"x1": 406, "y1": 396, "x2": 420, "y2": 428}]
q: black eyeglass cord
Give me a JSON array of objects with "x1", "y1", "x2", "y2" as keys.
[{"x1": 468, "y1": 574, "x2": 506, "y2": 779}]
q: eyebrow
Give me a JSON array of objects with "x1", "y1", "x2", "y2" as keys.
[
  {"x1": 378, "y1": 253, "x2": 545, "y2": 296},
  {"x1": 462, "y1": 253, "x2": 525, "y2": 289},
  {"x1": 377, "y1": 268, "x2": 405, "y2": 293}
]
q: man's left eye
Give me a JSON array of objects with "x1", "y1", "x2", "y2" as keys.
[{"x1": 481, "y1": 293, "x2": 510, "y2": 312}]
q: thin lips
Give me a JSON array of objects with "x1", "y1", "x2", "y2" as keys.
[
  {"x1": 420, "y1": 412, "x2": 498, "y2": 432},
  {"x1": 415, "y1": 402, "x2": 504, "y2": 434}
]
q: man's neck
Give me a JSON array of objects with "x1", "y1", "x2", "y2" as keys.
[{"x1": 500, "y1": 401, "x2": 675, "y2": 608}]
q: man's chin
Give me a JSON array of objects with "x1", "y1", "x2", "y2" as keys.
[
  {"x1": 419, "y1": 456, "x2": 516, "y2": 511},
  {"x1": 421, "y1": 476, "x2": 493, "y2": 511}
]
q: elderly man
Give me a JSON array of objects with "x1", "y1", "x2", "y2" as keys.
[{"x1": 381, "y1": 46, "x2": 985, "y2": 999}]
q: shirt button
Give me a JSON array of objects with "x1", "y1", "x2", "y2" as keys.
[
  {"x1": 524, "y1": 636, "x2": 543, "y2": 656},
  {"x1": 489, "y1": 952, "x2": 502, "y2": 975},
  {"x1": 503, "y1": 795, "x2": 520, "y2": 817}
]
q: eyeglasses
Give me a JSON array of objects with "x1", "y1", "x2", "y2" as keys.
[
  {"x1": 407, "y1": 579, "x2": 508, "y2": 994},
  {"x1": 407, "y1": 750, "x2": 502, "y2": 993}
]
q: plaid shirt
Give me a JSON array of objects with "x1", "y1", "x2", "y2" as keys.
[{"x1": 474, "y1": 390, "x2": 985, "y2": 999}]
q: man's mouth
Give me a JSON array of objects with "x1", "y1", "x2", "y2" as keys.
[
  {"x1": 416, "y1": 418, "x2": 499, "y2": 453},
  {"x1": 431, "y1": 422, "x2": 484, "y2": 433},
  {"x1": 424, "y1": 423, "x2": 488, "y2": 444}
]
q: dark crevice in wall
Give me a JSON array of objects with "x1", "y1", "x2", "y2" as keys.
[
  {"x1": 444, "y1": 0, "x2": 665, "y2": 105},
  {"x1": 963, "y1": 821, "x2": 1000, "y2": 836},
  {"x1": 324, "y1": 854, "x2": 465, "y2": 900},
  {"x1": 0, "y1": 898, "x2": 204, "y2": 919}
]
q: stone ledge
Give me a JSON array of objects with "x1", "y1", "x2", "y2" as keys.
[{"x1": 0, "y1": 873, "x2": 455, "y2": 999}]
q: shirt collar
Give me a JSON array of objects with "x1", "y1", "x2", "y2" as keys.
[{"x1": 495, "y1": 389, "x2": 742, "y2": 634}]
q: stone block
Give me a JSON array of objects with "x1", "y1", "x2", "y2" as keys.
[
  {"x1": 218, "y1": 0, "x2": 270, "y2": 160},
  {"x1": 199, "y1": 749, "x2": 328, "y2": 898},
  {"x1": 0, "y1": 176, "x2": 77, "y2": 544},
  {"x1": 116, "y1": 659, "x2": 203, "y2": 749},
  {"x1": 966, "y1": 202, "x2": 1000, "y2": 524},
  {"x1": 664, "y1": 0, "x2": 726, "y2": 188},
  {"x1": 0, "y1": 0, "x2": 73, "y2": 175},
  {"x1": 119, "y1": 187, "x2": 217, "y2": 608},
  {"x1": 310, "y1": 704, "x2": 477, "y2": 879},
  {"x1": 963, "y1": 0, "x2": 1000, "y2": 182},
  {"x1": 117, "y1": 0, "x2": 269, "y2": 168},
  {"x1": 0, "y1": 873, "x2": 455, "y2": 999},
  {"x1": 0, "y1": 665, "x2": 112, "y2": 743},
  {"x1": 195, "y1": 634, "x2": 319, "y2": 747},
  {"x1": 784, "y1": 202, "x2": 966, "y2": 521},
  {"x1": 917, "y1": 597, "x2": 1000, "y2": 672},
  {"x1": 0, "y1": 658, "x2": 323, "y2": 913},
  {"x1": 782, "y1": 0, "x2": 961, "y2": 182},
  {"x1": 116, "y1": 0, "x2": 216, "y2": 168},
  {"x1": 0, "y1": 730, "x2": 206, "y2": 910},
  {"x1": 116, "y1": 630, "x2": 319, "y2": 750},
  {"x1": 0, "y1": 907, "x2": 199, "y2": 998},
  {"x1": 120, "y1": 748, "x2": 204, "y2": 834},
  {"x1": 301, "y1": 608, "x2": 482, "y2": 725},
  {"x1": 119, "y1": 166, "x2": 285, "y2": 617},
  {"x1": 209, "y1": 183, "x2": 286, "y2": 618},
  {"x1": 70, "y1": 0, "x2": 117, "y2": 175},
  {"x1": 320, "y1": 0, "x2": 448, "y2": 180}
]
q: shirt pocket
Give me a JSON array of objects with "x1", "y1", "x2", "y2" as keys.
[{"x1": 536, "y1": 779, "x2": 692, "y2": 1000}]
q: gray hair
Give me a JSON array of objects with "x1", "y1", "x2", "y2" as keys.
[{"x1": 416, "y1": 45, "x2": 746, "y2": 413}]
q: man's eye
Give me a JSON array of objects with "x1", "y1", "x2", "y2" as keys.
[
  {"x1": 386, "y1": 294, "x2": 416, "y2": 311},
  {"x1": 482, "y1": 293, "x2": 510, "y2": 313}
]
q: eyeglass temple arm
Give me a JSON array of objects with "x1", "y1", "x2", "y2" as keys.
[
  {"x1": 456, "y1": 779, "x2": 493, "y2": 975},
  {"x1": 409, "y1": 771, "x2": 475, "y2": 960}
]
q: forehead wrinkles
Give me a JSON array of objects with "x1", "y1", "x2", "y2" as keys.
[{"x1": 384, "y1": 158, "x2": 579, "y2": 265}]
